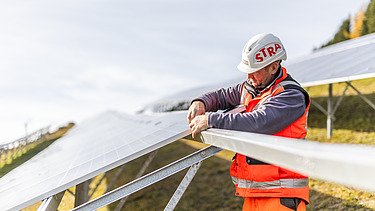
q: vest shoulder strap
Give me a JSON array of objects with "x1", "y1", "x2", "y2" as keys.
[{"x1": 273, "y1": 75, "x2": 310, "y2": 107}]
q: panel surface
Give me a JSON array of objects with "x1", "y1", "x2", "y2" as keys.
[
  {"x1": 0, "y1": 111, "x2": 189, "y2": 211},
  {"x1": 286, "y1": 33, "x2": 375, "y2": 87}
]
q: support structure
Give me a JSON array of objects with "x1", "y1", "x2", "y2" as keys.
[
  {"x1": 114, "y1": 150, "x2": 158, "y2": 211},
  {"x1": 164, "y1": 162, "x2": 202, "y2": 211},
  {"x1": 327, "y1": 83, "x2": 333, "y2": 139},
  {"x1": 346, "y1": 81, "x2": 375, "y2": 110},
  {"x1": 310, "y1": 81, "x2": 374, "y2": 139},
  {"x1": 74, "y1": 180, "x2": 90, "y2": 207},
  {"x1": 37, "y1": 191, "x2": 65, "y2": 211},
  {"x1": 72, "y1": 146, "x2": 222, "y2": 211}
]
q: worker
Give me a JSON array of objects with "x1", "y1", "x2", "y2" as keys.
[{"x1": 187, "y1": 33, "x2": 310, "y2": 211}]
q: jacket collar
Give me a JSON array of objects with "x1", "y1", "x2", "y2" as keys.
[{"x1": 256, "y1": 66, "x2": 284, "y2": 94}]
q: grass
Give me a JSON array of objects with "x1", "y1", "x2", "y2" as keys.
[
  {"x1": 0, "y1": 140, "x2": 56, "y2": 178},
  {"x1": 0, "y1": 123, "x2": 74, "y2": 177},
  {"x1": 307, "y1": 78, "x2": 375, "y2": 132}
]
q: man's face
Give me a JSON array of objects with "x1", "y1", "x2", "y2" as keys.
[{"x1": 247, "y1": 65, "x2": 276, "y2": 88}]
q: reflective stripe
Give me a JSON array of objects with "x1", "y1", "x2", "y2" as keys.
[
  {"x1": 232, "y1": 177, "x2": 238, "y2": 185},
  {"x1": 232, "y1": 177, "x2": 308, "y2": 189},
  {"x1": 278, "y1": 80, "x2": 300, "y2": 87},
  {"x1": 273, "y1": 80, "x2": 301, "y2": 92}
]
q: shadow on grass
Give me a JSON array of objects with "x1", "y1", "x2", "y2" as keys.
[
  {"x1": 0, "y1": 139, "x2": 56, "y2": 178},
  {"x1": 99, "y1": 141, "x2": 370, "y2": 210},
  {"x1": 309, "y1": 93, "x2": 375, "y2": 132}
]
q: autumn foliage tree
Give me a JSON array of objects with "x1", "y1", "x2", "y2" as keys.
[
  {"x1": 351, "y1": 9, "x2": 365, "y2": 38},
  {"x1": 321, "y1": 0, "x2": 375, "y2": 48}
]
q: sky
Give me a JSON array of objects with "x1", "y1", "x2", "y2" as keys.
[{"x1": 0, "y1": 0, "x2": 370, "y2": 143}]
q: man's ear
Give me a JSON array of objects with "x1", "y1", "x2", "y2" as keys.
[{"x1": 269, "y1": 62, "x2": 279, "y2": 75}]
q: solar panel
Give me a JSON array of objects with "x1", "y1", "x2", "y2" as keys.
[
  {"x1": 286, "y1": 33, "x2": 375, "y2": 87},
  {"x1": 0, "y1": 110, "x2": 189, "y2": 211},
  {"x1": 146, "y1": 33, "x2": 375, "y2": 112}
]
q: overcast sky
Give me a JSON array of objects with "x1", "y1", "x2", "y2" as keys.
[{"x1": 0, "y1": 0, "x2": 370, "y2": 143}]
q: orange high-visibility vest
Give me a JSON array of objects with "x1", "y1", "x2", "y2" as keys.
[{"x1": 230, "y1": 67, "x2": 311, "y2": 203}]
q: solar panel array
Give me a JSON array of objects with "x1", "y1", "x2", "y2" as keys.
[
  {"x1": 287, "y1": 32, "x2": 375, "y2": 87},
  {"x1": 0, "y1": 111, "x2": 189, "y2": 211},
  {"x1": 146, "y1": 33, "x2": 375, "y2": 112}
]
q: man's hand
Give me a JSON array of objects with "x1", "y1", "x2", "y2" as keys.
[
  {"x1": 189, "y1": 114, "x2": 208, "y2": 138},
  {"x1": 187, "y1": 101, "x2": 206, "y2": 123}
]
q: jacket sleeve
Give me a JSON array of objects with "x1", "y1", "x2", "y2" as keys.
[
  {"x1": 193, "y1": 83, "x2": 242, "y2": 112},
  {"x1": 207, "y1": 89, "x2": 306, "y2": 135}
]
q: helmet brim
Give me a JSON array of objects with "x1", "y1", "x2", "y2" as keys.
[{"x1": 237, "y1": 62, "x2": 260, "y2": 74}]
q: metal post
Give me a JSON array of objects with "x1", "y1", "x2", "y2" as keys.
[
  {"x1": 71, "y1": 146, "x2": 222, "y2": 211},
  {"x1": 164, "y1": 162, "x2": 202, "y2": 211},
  {"x1": 346, "y1": 81, "x2": 375, "y2": 110},
  {"x1": 327, "y1": 83, "x2": 333, "y2": 139},
  {"x1": 74, "y1": 180, "x2": 90, "y2": 207},
  {"x1": 332, "y1": 84, "x2": 349, "y2": 115},
  {"x1": 311, "y1": 100, "x2": 329, "y2": 116},
  {"x1": 114, "y1": 150, "x2": 158, "y2": 211},
  {"x1": 37, "y1": 191, "x2": 65, "y2": 211},
  {"x1": 106, "y1": 166, "x2": 126, "y2": 193}
]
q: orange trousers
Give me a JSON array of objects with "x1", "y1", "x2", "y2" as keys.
[{"x1": 243, "y1": 197, "x2": 306, "y2": 211}]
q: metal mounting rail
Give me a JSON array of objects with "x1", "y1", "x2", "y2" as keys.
[
  {"x1": 71, "y1": 146, "x2": 222, "y2": 211},
  {"x1": 201, "y1": 128, "x2": 375, "y2": 192}
]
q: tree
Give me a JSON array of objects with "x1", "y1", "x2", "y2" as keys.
[
  {"x1": 321, "y1": 16, "x2": 351, "y2": 48},
  {"x1": 362, "y1": 0, "x2": 375, "y2": 35},
  {"x1": 351, "y1": 9, "x2": 365, "y2": 38}
]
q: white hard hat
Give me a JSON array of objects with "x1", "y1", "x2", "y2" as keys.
[{"x1": 237, "y1": 33, "x2": 287, "y2": 74}]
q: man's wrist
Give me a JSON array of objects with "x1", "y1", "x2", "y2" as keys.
[{"x1": 191, "y1": 99, "x2": 206, "y2": 108}]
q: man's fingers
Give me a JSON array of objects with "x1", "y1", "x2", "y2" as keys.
[
  {"x1": 187, "y1": 109, "x2": 196, "y2": 123},
  {"x1": 191, "y1": 126, "x2": 198, "y2": 138},
  {"x1": 187, "y1": 112, "x2": 192, "y2": 122},
  {"x1": 190, "y1": 121, "x2": 198, "y2": 138},
  {"x1": 191, "y1": 123, "x2": 201, "y2": 139}
]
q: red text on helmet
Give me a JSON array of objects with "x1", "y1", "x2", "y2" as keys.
[{"x1": 255, "y1": 43, "x2": 282, "y2": 62}]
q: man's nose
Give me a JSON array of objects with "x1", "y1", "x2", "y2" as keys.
[{"x1": 247, "y1": 73, "x2": 254, "y2": 80}]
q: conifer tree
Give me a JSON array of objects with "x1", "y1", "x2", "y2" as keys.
[{"x1": 362, "y1": 0, "x2": 375, "y2": 35}]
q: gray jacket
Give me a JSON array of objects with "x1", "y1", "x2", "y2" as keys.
[{"x1": 195, "y1": 75, "x2": 307, "y2": 135}]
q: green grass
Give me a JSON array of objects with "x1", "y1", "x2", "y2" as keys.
[
  {"x1": 307, "y1": 78, "x2": 375, "y2": 132},
  {"x1": 0, "y1": 124, "x2": 74, "y2": 178},
  {"x1": 0, "y1": 140, "x2": 56, "y2": 178}
]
